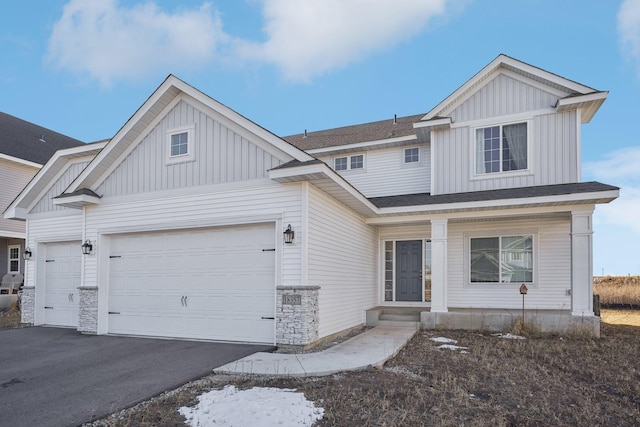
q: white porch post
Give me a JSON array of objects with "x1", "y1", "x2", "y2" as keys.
[
  {"x1": 571, "y1": 209, "x2": 594, "y2": 316},
  {"x1": 430, "y1": 218, "x2": 448, "y2": 312}
]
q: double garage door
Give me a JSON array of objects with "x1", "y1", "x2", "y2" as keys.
[{"x1": 108, "y1": 223, "x2": 276, "y2": 344}]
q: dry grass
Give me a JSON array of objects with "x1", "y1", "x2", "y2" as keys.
[
  {"x1": 594, "y1": 276, "x2": 640, "y2": 308},
  {"x1": 0, "y1": 307, "x2": 22, "y2": 330},
  {"x1": 89, "y1": 322, "x2": 640, "y2": 427}
]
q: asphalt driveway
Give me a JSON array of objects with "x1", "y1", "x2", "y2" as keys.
[{"x1": 0, "y1": 327, "x2": 274, "y2": 427}]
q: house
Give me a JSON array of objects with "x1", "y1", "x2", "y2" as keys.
[
  {"x1": 0, "y1": 112, "x2": 83, "y2": 287},
  {"x1": 5, "y1": 55, "x2": 618, "y2": 345}
]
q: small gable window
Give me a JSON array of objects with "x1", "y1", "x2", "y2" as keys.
[
  {"x1": 166, "y1": 125, "x2": 195, "y2": 165},
  {"x1": 475, "y1": 122, "x2": 527, "y2": 174},
  {"x1": 404, "y1": 147, "x2": 420, "y2": 163},
  {"x1": 335, "y1": 154, "x2": 364, "y2": 171}
]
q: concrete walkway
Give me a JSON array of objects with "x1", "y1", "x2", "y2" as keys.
[{"x1": 214, "y1": 325, "x2": 417, "y2": 377}]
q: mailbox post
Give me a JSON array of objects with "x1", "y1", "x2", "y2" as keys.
[{"x1": 519, "y1": 283, "x2": 528, "y2": 324}]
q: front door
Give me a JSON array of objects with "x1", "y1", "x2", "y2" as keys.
[{"x1": 396, "y1": 240, "x2": 422, "y2": 301}]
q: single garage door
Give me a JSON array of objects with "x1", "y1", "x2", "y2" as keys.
[
  {"x1": 43, "y1": 241, "x2": 81, "y2": 327},
  {"x1": 108, "y1": 223, "x2": 276, "y2": 343}
]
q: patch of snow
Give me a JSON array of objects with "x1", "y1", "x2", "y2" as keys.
[
  {"x1": 179, "y1": 385, "x2": 324, "y2": 427},
  {"x1": 430, "y1": 337, "x2": 458, "y2": 344},
  {"x1": 492, "y1": 333, "x2": 526, "y2": 340},
  {"x1": 437, "y1": 344, "x2": 468, "y2": 351}
]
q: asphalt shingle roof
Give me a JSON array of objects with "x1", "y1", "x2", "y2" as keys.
[
  {"x1": 369, "y1": 182, "x2": 619, "y2": 208},
  {"x1": 0, "y1": 112, "x2": 85, "y2": 165},
  {"x1": 283, "y1": 113, "x2": 425, "y2": 151}
]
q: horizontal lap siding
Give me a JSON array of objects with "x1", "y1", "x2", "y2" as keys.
[
  {"x1": 83, "y1": 182, "x2": 304, "y2": 287},
  {"x1": 307, "y1": 184, "x2": 378, "y2": 338},
  {"x1": 31, "y1": 161, "x2": 90, "y2": 214},
  {"x1": 25, "y1": 215, "x2": 83, "y2": 288},
  {"x1": 447, "y1": 217, "x2": 571, "y2": 310},
  {"x1": 96, "y1": 100, "x2": 285, "y2": 198},
  {"x1": 318, "y1": 144, "x2": 431, "y2": 198},
  {"x1": 0, "y1": 159, "x2": 38, "y2": 234}
]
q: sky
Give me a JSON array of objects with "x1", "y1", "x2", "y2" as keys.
[{"x1": 1, "y1": 0, "x2": 639, "y2": 275}]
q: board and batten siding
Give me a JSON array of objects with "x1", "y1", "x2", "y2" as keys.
[
  {"x1": 82, "y1": 181, "x2": 305, "y2": 289},
  {"x1": 432, "y1": 111, "x2": 578, "y2": 195},
  {"x1": 30, "y1": 161, "x2": 90, "y2": 214},
  {"x1": 96, "y1": 99, "x2": 286, "y2": 198},
  {"x1": 24, "y1": 215, "x2": 83, "y2": 288},
  {"x1": 450, "y1": 73, "x2": 560, "y2": 123},
  {"x1": 317, "y1": 143, "x2": 431, "y2": 198},
  {"x1": 0, "y1": 159, "x2": 38, "y2": 235},
  {"x1": 446, "y1": 217, "x2": 571, "y2": 310},
  {"x1": 306, "y1": 183, "x2": 378, "y2": 339}
]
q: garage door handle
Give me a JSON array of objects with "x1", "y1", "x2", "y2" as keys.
[
  {"x1": 181, "y1": 296, "x2": 188, "y2": 307},
  {"x1": 261, "y1": 316, "x2": 274, "y2": 320},
  {"x1": 109, "y1": 311, "x2": 120, "y2": 315},
  {"x1": 44, "y1": 306, "x2": 53, "y2": 309}
]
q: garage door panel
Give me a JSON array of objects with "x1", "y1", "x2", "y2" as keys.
[{"x1": 108, "y1": 223, "x2": 275, "y2": 343}]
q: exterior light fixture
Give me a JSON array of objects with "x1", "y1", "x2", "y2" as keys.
[
  {"x1": 283, "y1": 224, "x2": 295, "y2": 244},
  {"x1": 81, "y1": 239, "x2": 93, "y2": 255},
  {"x1": 23, "y1": 247, "x2": 32, "y2": 260}
]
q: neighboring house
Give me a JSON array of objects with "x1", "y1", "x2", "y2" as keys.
[
  {"x1": 5, "y1": 55, "x2": 618, "y2": 345},
  {"x1": 0, "y1": 112, "x2": 83, "y2": 282}
]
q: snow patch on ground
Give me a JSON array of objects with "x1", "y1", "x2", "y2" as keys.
[
  {"x1": 493, "y1": 333, "x2": 526, "y2": 340},
  {"x1": 431, "y1": 337, "x2": 458, "y2": 344},
  {"x1": 179, "y1": 385, "x2": 324, "y2": 427},
  {"x1": 437, "y1": 344, "x2": 469, "y2": 352}
]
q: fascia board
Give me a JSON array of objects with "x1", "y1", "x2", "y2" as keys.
[
  {"x1": 375, "y1": 189, "x2": 619, "y2": 216},
  {"x1": 3, "y1": 206, "x2": 28, "y2": 220},
  {"x1": 52, "y1": 194, "x2": 101, "y2": 208},
  {"x1": 0, "y1": 153, "x2": 41, "y2": 169},
  {"x1": 306, "y1": 135, "x2": 418, "y2": 155},
  {"x1": 0, "y1": 230, "x2": 26, "y2": 238}
]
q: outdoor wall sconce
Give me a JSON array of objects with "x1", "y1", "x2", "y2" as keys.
[
  {"x1": 81, "y1": 239, "x2": 93, "y2": 255},
  {"x1": 283, "y1": 224, "x2": 295, "y2": 244},
  {"x1": 23, "y1": 247, "x2": 32, "y2": 260}
]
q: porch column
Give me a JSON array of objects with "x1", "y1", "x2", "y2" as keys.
[
  {"x1": 430, "y1": 218, "x2": 448, "y2": 312},
  {"x1": 571, "y1": 209, "x2": 594, "y2": 316}
]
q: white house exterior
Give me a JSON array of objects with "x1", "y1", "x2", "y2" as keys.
[{"x1": 6, "y1": 55, "x2": 618, "y2": 345}]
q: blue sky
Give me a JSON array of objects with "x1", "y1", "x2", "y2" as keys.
[{"x1": 1, "y1": 0, "x2": 639, "y2": 275}]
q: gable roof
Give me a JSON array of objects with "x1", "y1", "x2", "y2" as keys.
[
  {"x1": 418, "y1": 54, "x2": 607, "y2": 126},
  {"x1": 3, "y1": 142, "x2": 106, "y2": 220},
  {"x1": 0, "y1": 112, "x2": 85, "y2": 165},
  {"x1": 63, "y1": 75, "x2": 315, "y2": 197}
]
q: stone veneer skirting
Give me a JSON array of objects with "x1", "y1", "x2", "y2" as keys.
[
  {"x1": 276, "y1": 285, "x2": 320, "y2": 346},
  {"x1": 77, "y1": 286, "x2": 99, "y2": 334},
  {"x1": 20, "y1": 286, "x2": 35, "y2": 324}
]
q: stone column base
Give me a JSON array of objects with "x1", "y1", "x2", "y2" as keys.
[
  {"x1": 78, "y1": 286, "x2": 98, "y2": 334},
  {"x1": 276, "y1": 285, "x2": 320, "y2": 346},
  {"x1": 20, "y1": 286, "x2": 35, "y2": 324}
]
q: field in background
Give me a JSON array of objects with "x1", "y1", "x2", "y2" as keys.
[{"x1": 594, "y1": 275, "x2": 640, "y2": 308}]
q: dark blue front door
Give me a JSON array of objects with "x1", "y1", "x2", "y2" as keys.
[{"x1": 396, "y1": 240, "x2": 422, "y2": 301}]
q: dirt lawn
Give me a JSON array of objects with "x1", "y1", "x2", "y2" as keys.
[{"x1": 87, "y1": 310, "x2": 640, "y2": 427}]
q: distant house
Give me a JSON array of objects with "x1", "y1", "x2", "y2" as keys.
[
  {"x1": 6, "y1": 55, "x2": 618, "y2": 344},
  {"x1": 0, "y1": 112, "x2": 83, "y2": 283}
]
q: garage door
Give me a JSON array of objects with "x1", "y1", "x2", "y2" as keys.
[
  {"x1": 43, "y1": 241, "x2": 81, "y2": 327},
  {"x1": 108, "y1": 223, "x2": 276, "y2": 343}
]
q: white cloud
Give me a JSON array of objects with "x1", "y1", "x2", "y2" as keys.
[
  {"x1": 47, "y1": 0, "x2": 225, "y2": 87},
  {"x1": 618, "y1": 0, "x2": 640, "y2": 76},
  {"x1": 584, "y1": 146, "x2": 640, "y2": 234},
  {"x1": 237, "y1": 0, "x2": 451, "y2": 82}
]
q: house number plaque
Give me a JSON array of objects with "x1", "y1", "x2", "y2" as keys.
[{"x1": 283, "y1": 294, "x2": 301, "y2": 305}]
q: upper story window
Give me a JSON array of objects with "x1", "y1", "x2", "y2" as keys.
[
  {"x1": 475, "y1": 122, "x2": 527, "y2": 174},
  {"x1": 166, "y1": 125, "x2": 195, "y2": 165},
  {"x1": 8, "y1": 245, "x2": 20, "y2": 274},
  {"x1": 335, "y1": 154, "x2": 364, "y2": 171},
  {"x1": 404, "y1": 147, "x2": 420, "y2": 163}
]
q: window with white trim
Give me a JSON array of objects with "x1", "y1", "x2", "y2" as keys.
[
  {"x1": 166, "y1": 126, "x2": 195, "y2": 164},
  {"x1": 470, "y1": 235, "x2": 533, "y2": 283},
  {"x1": 334, "y1": 154, "x2": 364, "y2": 171},
  {"x1": 475, "y1": 122, "x2": 527, "y2": 174},
  {"x1": 404, "y1": 147, "x2": 420, "y2": 163},
  {"x1": 8, "y1": 245, "x2": 20, "y2": 274}
]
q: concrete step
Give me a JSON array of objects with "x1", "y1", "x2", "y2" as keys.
[
  {"x1": 379, "y1": 313, "x2": 421, "y2": 322},
  {"x1": 373, "y1": 320, "x2": 421, "y2": 328}
]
